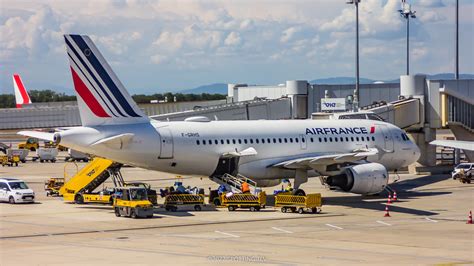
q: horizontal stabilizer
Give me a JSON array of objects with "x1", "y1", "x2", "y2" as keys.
[
  {"x1": 17, "y1": 131, "x2": 54, "y2": 142},
  {"x1": 90, "y1": 133, "x2": 134, "y2": 149},
  {"x1": 222, "y1": 147, "x2": 257, "y2": 158}
]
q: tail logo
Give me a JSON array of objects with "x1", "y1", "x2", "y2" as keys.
[
  {"x1": 65, "y1": 34, "x2": 141, "y2": 118},
  {"x1": 13, "y1": 74, "x2": 32, "y2": 108}
]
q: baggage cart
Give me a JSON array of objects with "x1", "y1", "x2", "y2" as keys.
[
  {"x1": 1, "y1": 155, "x2": 20, "y2": 167},
  {"x1": 33, "y1": 148, "x2": 58, "y2": 163},
  {"x1": 275, "y1": 193, "x2": 322, "y2": 214},
  {"x1": 163, "y1": 194, "x2": 205, "y2": 211},
  {"x1": 220, "y1": 192, "x2": 266, "y2": 211},
  {"x1": 6, "y1": 149, "x2": 29, "y2": 163}
]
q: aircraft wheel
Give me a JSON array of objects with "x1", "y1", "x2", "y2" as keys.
[{"x1": 293, "y1": 189, "x2": 306, "y2": 196}]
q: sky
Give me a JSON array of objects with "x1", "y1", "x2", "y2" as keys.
[{"x1": 0, "y1": 0, "x2": 473, "y2": 95}]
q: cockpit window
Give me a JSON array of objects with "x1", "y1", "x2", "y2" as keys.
[{"x1": 367, "y1": 114, "x2": 384, "y2": 121}]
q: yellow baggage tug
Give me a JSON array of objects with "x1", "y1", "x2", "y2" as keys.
[
  {"x1": 275, "y1": 193, "x2": 322, "y2": 214},
  {"x1": 114, "y1": 187, "x2": 154, "y2": 218}
]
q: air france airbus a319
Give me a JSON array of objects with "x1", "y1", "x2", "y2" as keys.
[{"x1": 19, "y1": 34, "x2": 421, "y2": 196}]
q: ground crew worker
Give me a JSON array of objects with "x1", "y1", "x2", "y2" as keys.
[
  {"x1": 285, "y1": 181, "x2": 293, "y2": 192},
  {"x1": 241, "y1": 181, "x2": 250, "y2": 193}
]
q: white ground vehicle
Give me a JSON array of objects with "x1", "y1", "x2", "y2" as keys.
[
  {"x1": 33, "y1": 148, "x2": 58, "y2": 163},
  {"x1": 452, "y1": 163, "x2": 474, "y2": 180},
  {"x1": 0, "y1": 178, "x2": 35, "y2": 204}
]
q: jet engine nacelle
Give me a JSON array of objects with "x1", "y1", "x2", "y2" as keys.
[
  {"x1": 254, "y1": 179, "x2": 281, "y2": 187},
  {"x1": 326, "y1": 163, "x2": 388, "y2": 195}
]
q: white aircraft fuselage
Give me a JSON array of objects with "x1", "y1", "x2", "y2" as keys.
[{"x1": 56, "y1": 119, "x2": 420, "y2": 181}]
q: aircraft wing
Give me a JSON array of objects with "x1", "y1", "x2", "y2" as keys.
[
  {"x1": 430, "y1": 140, "x2": 474, "y2": 151},
  {"x1": 17, "y1": 130, "x2": 55, "y2": 142},
  {"x1": 271, "y1": 148, "x2": 378, "y2": 169}
]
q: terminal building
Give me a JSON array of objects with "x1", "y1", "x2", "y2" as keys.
[{"x1": 1, "y1": 75, "x2": 472, "y2": 167}]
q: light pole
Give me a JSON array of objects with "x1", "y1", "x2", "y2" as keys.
[
  {"x1": 398, "y1": 0, "x2": 416, "y2": 75},
  {"x1": 455, "y1": 0, "x2": 459, "y2": 79},
  {"x1": 346, "y1": 0, "x2": 360, "y2": 111}
]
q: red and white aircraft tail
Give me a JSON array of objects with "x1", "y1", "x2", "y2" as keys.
[{"x1": 12, "y1": 74, "x2": 32, "y2": 108}]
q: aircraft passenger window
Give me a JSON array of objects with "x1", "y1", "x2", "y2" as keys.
[
  {"x1": 256, "y1": 139, "x2": 259, "y2": 144},
  {"x1": 310, "y1": 137, "x2": 314, "y2": 142},
  {"x1": 284, "y1": 138, "x2": 288, "y2": 143},
  {"x1": 262, "y1": 139, "x2": 265, "y2": 144},
  {"x1": 268, "y1": 138, "x2": 271, "y2": 143},
  {"x1": 289, "y1": 138, "x2": 293, "y2": 143},
  {"x1": 366, "y1": 136, "x2": 370, "y2": 141},
  {"x1": 346, "y1": 137, "x2": 349, "y2": 142},
  {"x1": 232, "y1": 139, "x2": 236, "y2": 144},
  {"x1": 351, "y1": 137, "x2": 354, "y2": 141},
  {"x1": 301, "y1": 137, "x2": 305, "y2": 143},
  {"x1": 226, "y1": 139, "x2": 230, "y2": 144},
  {"x1": 319, "y1": 138, "x2": 322, "y2": 142},
  {"x1": 329, "y1": 137, "x2": 333, "y2": 142},
  {"x1": 335, "y1": 137, "x2": 338, "y2": 142},
  {"x1": 372, "y1": 136, "x2": 375, "y2": 141},
  {"x1": 356, "y1": 137, "x2": 359, "y2": 141},
  {"x1": 324, "y1": 137, "x2": 327, "y2": 142},
  {"x1": 221, "y1": 139, "x2": 224, "y2": 144},
  {"x1": 238, "y1": 139, "x2": 242, "y2": 144},
  {"x1": 251, "y1": 139, "x2": 254, "y2": 144},
  {"x1": 203, "y1": 140, "x2": 206, "y2": 145},
  {"x1": 273, "y1": 138, "x2": 277, "y2": 143},
  {"x1": 215, "y1": 140, "x2": 218, "y2": 145},
  {"x1": 244, "y1": 139, "x2": 248, "y2": 144},
  {"x1": 278, "y1": 138, "x2": 282, "y2": 143},
  {"x1": 196, "y1": 140, "x2": 200, "y2": 145}
]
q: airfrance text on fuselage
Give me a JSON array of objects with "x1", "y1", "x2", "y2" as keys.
[{"x1": 305, "y1": 127, "x2": 368, "y2": 135}]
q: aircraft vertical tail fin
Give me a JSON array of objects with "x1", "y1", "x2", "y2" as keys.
[
  {"x1": 64, "y1": 34, "x2": 149, "y2": 126},
  {"x1": 12, "y1": 74, "x2": 32, "y2": 108}
]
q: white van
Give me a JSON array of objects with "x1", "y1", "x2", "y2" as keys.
[{"x1": 0, "y1": 178, "x2": 35, "y2": 204}]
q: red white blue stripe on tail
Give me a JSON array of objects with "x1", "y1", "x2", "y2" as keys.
[{"x1": 64, "y1": 34, "x2": 147, "y2": 126}]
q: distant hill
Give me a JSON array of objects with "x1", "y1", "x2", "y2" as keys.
[
  {"x1": 310, "y1": 77, "x2": 376, "y2": 84},
  {"x1": 180, "y1": 83, "x2": 227, "y2": 94},
  {"x1": 177, "y1": 73, "x2": 474, "y2": 94}
]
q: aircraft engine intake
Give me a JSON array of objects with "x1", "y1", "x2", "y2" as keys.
[{"x1": 325, "y1": 163, "x2": 389, "y2": 195}]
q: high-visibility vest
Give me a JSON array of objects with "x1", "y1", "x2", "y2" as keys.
[{"x1": 241, "y1": 182, "x2": 250, "y2": 192}]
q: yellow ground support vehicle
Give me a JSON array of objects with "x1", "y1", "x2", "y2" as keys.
[
  {"x1": 44, "y1": 177, "x2": 65, "y2": 197},
  {"x1": 18, "y1": 137, "x2": 39, "y2": 151},
  {"x1": 61, "y1": 157, "x2": 122, "y2": 205},
  {"x1": 275, "y1": 193, "x2": 322, "y2": 214},
  {"x1": 114, "y1": 187, "x2": 154, "y2": 218},
  {"x1": 163, "y1": 194, "x2": 205, "y2": 211},
  {"x1": 124, "y1": 182, "x2": 158, "y2": 205},
  {"x1": 1, "y1": 155, "x2": 20, "y2": 167},
  {"x1": 220, "y1": 192, "x2": 266, "y2": 211}
]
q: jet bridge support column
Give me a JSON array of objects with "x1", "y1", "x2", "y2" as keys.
[{"x1": 401, "y1": 75, "x2": 437, "y2": 171}]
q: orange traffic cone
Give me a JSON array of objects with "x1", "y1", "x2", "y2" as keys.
[
  {"x1": 393, "y1": 191, "x2": 398, "y2": 201},
  {"x1": 384, "y1": 205, "x2": 391, "y2": 217},
  {"x1": 387, "y1": 193, "x2": 392, "y2": 204},
  {"x1": 467, "y1": 211, "x2": 473, "y2": 224}
]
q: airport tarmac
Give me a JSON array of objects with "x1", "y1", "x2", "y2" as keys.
[{"x1": 0, "y1": 160, "x2": 473, "y2": 265}]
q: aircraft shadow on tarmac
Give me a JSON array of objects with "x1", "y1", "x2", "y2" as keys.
[{"x1": 317, "y1": 174, "x2": 454, "y2": 216}]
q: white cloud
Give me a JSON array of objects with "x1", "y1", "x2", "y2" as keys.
[{"x1": 224, "y1": 32, "x2": 241, "y2": 46}]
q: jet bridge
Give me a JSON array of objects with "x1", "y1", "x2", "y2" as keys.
[{"x1": 360, "y1": 98, "x2": 422, "y2": 130}]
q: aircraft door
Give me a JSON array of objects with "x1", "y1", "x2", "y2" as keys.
[
  {"x1": 211, "y1": 157, "x2": 239, "y2": 177},
  {"x1": 158, "y1": 127, "x2": 174, "y2": 159},
  {"x1": 300, "y1": 134, "x2": 307, "y2": 150},
  {"x1": 379, "y1": 125, "x2": 394, "y2": 151}
]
